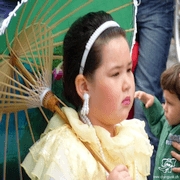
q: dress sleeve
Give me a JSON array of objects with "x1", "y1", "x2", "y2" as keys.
[{"x1": 21, "y1": 127, "x2": 76, "y2": 180}]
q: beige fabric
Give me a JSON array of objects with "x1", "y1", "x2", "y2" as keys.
[{"x1": 22, "y1": 107, "x2": 153, "y2": 180}]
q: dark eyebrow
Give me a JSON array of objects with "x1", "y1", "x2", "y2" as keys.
[{"x1": 110, "y1": 60, "x2": 132, "y2": 71}]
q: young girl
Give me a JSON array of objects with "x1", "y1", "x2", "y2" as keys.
[
  {"x1": 22, "y1": 11, "x2": 153, "y2": 180},
  {"x1": 135, "y1": 63, "x2": 180, "y2": 179}
]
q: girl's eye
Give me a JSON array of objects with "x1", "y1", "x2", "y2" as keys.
[
  {"x1": 127, "y1": 68, "x2": 132, "y2": 72},
  {"x1": 112, "y1": 72, "x2": 119, "y2": 77}
]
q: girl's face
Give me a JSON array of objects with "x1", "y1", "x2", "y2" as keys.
[
  {"x1": 87, "y1": 36, "x2": 135, "y2": 131},
  {"x1": 163, "y1": 90, "x2": 180, "y2": 126}
]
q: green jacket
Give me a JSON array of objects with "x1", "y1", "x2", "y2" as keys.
[{"x1": 142, "y1": 97, "x2": 180, "y2": 180}]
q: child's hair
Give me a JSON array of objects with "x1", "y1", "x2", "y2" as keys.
[{"x1": 161, "y1": 63, "x2": 180, "y2": 100}]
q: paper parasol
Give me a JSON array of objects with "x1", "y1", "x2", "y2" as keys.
[{"x1": 0, "y1": 0, "x2": 137, "y2": 179}]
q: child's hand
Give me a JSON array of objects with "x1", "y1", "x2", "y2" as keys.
[
  {"x1": 107, "y1": 165, "x2": 132, "y2": 180},
  {"x1": 171, "y1": 142, "x2": 180, "y2": 173},
  {"x1": 134, "y1": 91, "x2": 154, "y2": 108}
]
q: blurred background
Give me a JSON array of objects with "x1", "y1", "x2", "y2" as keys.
[{"x1": 0, "y1": 0, "x2": 18, "y2": 26}]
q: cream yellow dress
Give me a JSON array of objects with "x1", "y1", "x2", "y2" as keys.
[{"x1": 22, "y1": 107, "x2": 153, "y2": 180}]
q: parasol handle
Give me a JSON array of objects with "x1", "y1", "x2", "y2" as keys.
[
  {"x1": 55, "y1": 108, "x2": 111, "y2": 173},
  {"x1": 55, "y1": 106, "x2": 111, "y2": 173},
  {"x1": 42, "y1": 91, "x2": 69, "y2": 123},
  {"x1": 83, "y1": 141, "x2": 111, "y2": 173}
]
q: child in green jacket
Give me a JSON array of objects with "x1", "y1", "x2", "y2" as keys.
[{"x1": 135, "y1": 63, "x2": 180, "y2": 180}]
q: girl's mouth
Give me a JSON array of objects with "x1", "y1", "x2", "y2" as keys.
[{"x1": 122, "y1": 96, "x2": 131, "y2": 105}]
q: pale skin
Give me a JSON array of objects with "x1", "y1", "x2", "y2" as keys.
[
  {"x1": 76, "y1": 36, "x2": 134, "y2": 180},
  {"x1": 135, "y1": 90, "x2": 180, "y2": 173}
]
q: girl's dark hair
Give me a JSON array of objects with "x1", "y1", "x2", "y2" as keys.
[
  {"x1": 62, "y1": 11, "x2": 126, "y2": 109},
  {"x1": 161, "y1": 63, "x2": 180, "y2": 100}
]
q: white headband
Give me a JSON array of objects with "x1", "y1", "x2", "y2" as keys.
[{"x1": 79, "y1": 20, "x2": 120, "y2": 74}]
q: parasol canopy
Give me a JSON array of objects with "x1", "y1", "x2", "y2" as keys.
[{"x1": 0, "y1": 0, "x2": 137, "y2": 179}]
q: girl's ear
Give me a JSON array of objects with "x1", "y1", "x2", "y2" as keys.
[{"x1": 75, "y1": 74, "x2": 88, "y2": 99}]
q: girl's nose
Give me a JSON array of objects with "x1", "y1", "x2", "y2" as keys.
[{"x1": 122, "y1": 78, "x2": 131, "y2": 92}]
